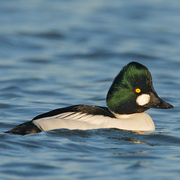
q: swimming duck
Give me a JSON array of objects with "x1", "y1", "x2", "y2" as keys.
[{"x1": 6, "y1": 62, "x2": 173, "y2": 135}]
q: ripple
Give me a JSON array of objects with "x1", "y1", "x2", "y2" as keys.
[
  {"x1": 60, "y1": 51, "x2": 157, "y2": 60},
  {"x1": 120, "y1": 52, "x2": 157, "y2": 60},
  {"x1": 22, "y1": 58, "x2": 51, "y2": 64},
  {"x1": 17, "y1": 30, "x2": 65, "y2": 40}
]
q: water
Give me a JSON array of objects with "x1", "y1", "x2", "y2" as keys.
[{"x1": 0, "y1": 0, "x2": 180, "y2": 179}]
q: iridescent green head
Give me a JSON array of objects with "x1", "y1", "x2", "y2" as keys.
[{"x1": 106, "y1": 62, "x2": 173, "y2": 115}]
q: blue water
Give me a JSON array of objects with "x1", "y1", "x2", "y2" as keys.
[{"x1": 1, "y1": 0, "x2": 180, "y2": 179}]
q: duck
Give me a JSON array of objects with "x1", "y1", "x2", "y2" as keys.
[{"x1": 5, "y1": 61, "x2": 173, "y2": 135}]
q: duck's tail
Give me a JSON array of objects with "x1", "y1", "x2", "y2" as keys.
[{"x1": 5, "y1": 121, "x2": 41, "y2": 135}]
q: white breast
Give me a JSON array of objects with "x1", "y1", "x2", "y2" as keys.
[{"x1": 33, "y1": 112, "x2": 155, "y2": 132}]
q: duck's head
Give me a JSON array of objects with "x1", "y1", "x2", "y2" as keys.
[{"x1": 106, "y1": 62, "x2": 173, "y2": 115}]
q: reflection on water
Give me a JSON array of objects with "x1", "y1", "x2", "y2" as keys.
[{"x1": 0, "y1": 0, "x2": 180, "y2": 179}]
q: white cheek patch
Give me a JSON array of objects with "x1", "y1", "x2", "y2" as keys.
[{"x1": 136, "y1": 94, "x2": 150, "y2": 106}]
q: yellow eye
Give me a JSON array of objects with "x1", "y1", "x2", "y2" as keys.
[{"x1": 135, "y1": 88, "x2": 141, "y2": 93}]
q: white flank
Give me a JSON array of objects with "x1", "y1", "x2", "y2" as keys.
[
  {"x1": 136, "y1": 94, "x2": 150, "y2": 106},
  {"x1": 33, "y1": 111, "x2": 155, "y2": 132}
]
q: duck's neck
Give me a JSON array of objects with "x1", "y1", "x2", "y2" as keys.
[{"x1": 112, "y1": 112, "x2": 139, "y2": 119}]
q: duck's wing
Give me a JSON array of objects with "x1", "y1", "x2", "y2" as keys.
[
  {"x1": 5, "y1": 105, "x2": 115, "y2": 135},
  {"x1": 32, "y1": 105, "x2": 115, "y2": 132}
]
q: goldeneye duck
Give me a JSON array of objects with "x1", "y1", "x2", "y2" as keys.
[{"x1": 6, "y1": 61, "x2": 173, "y2": 135}]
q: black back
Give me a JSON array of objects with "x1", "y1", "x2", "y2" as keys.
[{"x1": 33, "y1": 105, "x2": 115, "y2": 120}]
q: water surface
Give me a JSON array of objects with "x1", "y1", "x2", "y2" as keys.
[{"x1": 1, "y1": 1, "x2": 180, "y2": 179}]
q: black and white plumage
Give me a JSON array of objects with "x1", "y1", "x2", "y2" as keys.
[{"x1": 5, "y1": 104, "x2": 156, "y2": 135}]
